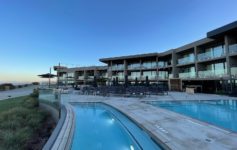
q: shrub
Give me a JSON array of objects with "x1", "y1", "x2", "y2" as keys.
[
  {"x1": 30, "y1": 89, "x2": 39, "y2": 98},
  {"x1": 24, "y1": 97, "x2": 39, "y2": 108}
]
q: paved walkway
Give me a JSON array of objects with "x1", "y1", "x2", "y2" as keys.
[
  {"x1": 60, "y1": 92, "x2": 237, "y2": 150},
  {"x1": 0, "y1": 85, "x2": 38, "y2": 100}
]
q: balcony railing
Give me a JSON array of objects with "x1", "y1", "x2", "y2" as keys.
[
  {"x1": 229, "y1": 44, "x2": 237, "y2": 54},
  {"x1": 128, "y1": 76, "x2": 140, "y2": 80},
  {"x1": 141, "y1": 63, "x2": 157, "y2": 69},
  {"x1": 178, "y1": 56, "x2": 195, "y2": 65},
  {"x1": 112, "y1": 76, "x2": 124, "y2": 80},
  {"x1": 128, "y1": 64, "x2": 141, "y2": 70},
  {"x1": 198, "y1": 69, "x2": 227, "y2": 78},
  {"x1": 169, "y1": 74, "x2": 173, "y2": 78},
  {"x1": 198, "y1": 51, "x2": 225, "y2": 61},
  {"x1": 179, "y1": 72, "x2": 196, "y2": 78},
  {"x1": 78, "y1": 76, "x2": 84, "y2": 80},
  {"x1": 111, "y1": 65, "x2": 124, "y2": 71},
  {"x1": 158, "y1": 61, "x2": 171, "y2": 68},
  {"x1": 140, "y1": 76, "x2": 157, "y2": 80},
  {"x1": 158, "y1": 75, "x2": 168, "y2": 79},
  {"x1": 231, "y1": 67, "x2": 237, "y2": 78}
]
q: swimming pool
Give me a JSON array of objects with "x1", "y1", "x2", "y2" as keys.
[
  {"x1": 71, "y1": 103, "x2": 162, "y2": 150},
  {"x1": 145, "y1": 100, "x2": 237, "y2": 132}
]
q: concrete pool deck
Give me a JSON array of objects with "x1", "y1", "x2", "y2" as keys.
[{"x1": 60, "y1": 92, "x2": 237, "y2": 150}]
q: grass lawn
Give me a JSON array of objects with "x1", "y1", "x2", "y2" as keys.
[{"x1": 0, "y1": 92, "x2": 54, "y2": 150}]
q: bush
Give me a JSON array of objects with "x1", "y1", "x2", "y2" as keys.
[
  {"x1": 24, "y1": 97, "x2": 39, "y2": 108},
  {"x1": 30, "y1": 89, "x2": 39, "y2": 98}
]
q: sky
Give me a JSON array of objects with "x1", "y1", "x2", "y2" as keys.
[{"x1": 0, "y1": 0, "x2": 237, "y2": 83}]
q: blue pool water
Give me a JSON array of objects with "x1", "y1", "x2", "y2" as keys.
[
  {"x1": 71, "y1": 103, "x2": 162, "y2": 150},
  {"x1": 145, "y1": 100, "x2": 237, "y2": 132}
]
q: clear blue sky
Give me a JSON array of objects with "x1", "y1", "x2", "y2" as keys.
[{"x1": 0, "y1": 0, "x2": 237, "y2": 82}]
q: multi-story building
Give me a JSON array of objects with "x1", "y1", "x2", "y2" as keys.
[
  {"x1": 55, "y1": 21, "x2": 237, "y2": 93},
  {"x1": 54, "y1": 66, "x2": 108, "y2": 86}
]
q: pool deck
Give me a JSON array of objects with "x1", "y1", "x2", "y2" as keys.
[{"x1": 60, "y1": 92, "x2": 237, "y2": 150}]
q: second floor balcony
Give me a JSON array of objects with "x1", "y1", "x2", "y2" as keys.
[
  {"x1": 198, "y1": 69, "x2": 227, "y2": 78},
  {"x1": 178, "y1": 55, "x2": 195, "y2": 65},
  {"x1": 141, "y1": 75, "x2": 157, "y2": 80},
  {"x1": 112, "y1": 76, "x2": 124, "y2": 81},
  {"x1": 231, "y1": 67, "x2": 237, "y2": 78},
  {"x1": 198, "y1": 45, "x2": 225, "y2": 61},
  {"x1": 111, "y1": 64, "x2": 124, "y2": 71},
  {"x1": 127, "y1": 63, "x2": 141, "y2": 70},
  {"x1": 229, "y1": 44, "x2": 237, "y2": 54},
  {"x1": 141, "y1": 62, "x2": 157, "y2": 69},
  {"x1": 179, "y1": 72, "x2": 196, "y2": 79}
]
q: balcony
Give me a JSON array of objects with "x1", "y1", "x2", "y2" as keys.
[
  {"x1": 198, "y1": 51, "x2": 225, "y2": 61},
  {"x1": 158, "y1": 75, "x2": 168, "y2": 79},
  {"x1": 112, "y1": 76, "x2": 124, "y2": 81},
  {"x1": 127, "y1": 64, "x2": 141, "y2": 70},
  {"x1": 141, "y1": 62, "x2": 157, "y2": 69},
  {"x1": 111, "y1": 65, "x2": 124, "y2": 71},
  {"x1": 168, "y1": 74, "x2": 173, "y2": 79},
  {"x1": 78, "y1": 76, "x2": 84, "y2": 80},
  {"x1": 141, "y1": 76, "x2": 157, "y2": 80},
  {"x1": 231, "y1": 67, "x2": 237, "y2": 78},
  {"x1": 198, "y1": 46, "x2": 225, "y2": 61},
  {"x1": 158, "y1": 61, "x2": 171, "y2": 68},
  {"x1": 198, "y1": 69, "x2": 227, "y2": 78},
  {"x1": 179, "y1": 72, "x2": 196, "y2": 79},
  {"x1": 178, "y1": 55, "x2": 195, "y2": 65},
  {"x1": 128, "y1": 76, "x2": 140, "y2": 80},
  {"x1": 229, "y1": 44, "x2": 237, "y2": 54}
]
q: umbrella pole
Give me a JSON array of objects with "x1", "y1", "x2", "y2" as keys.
[{"x1": 49, "y1": 67, "x2": 51, "y2": 88}]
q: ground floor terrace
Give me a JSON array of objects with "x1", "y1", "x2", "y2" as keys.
[{"x1": 50, "y1": 91, "x2": 237, "y2": 150}]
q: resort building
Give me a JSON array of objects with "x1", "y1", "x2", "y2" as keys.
[
  {"x1": 54, "y1": 66, "x2": 108, "y2": 86},
  {"x1": 55, "y1": 21, "x2": 237, "y2": 94}
]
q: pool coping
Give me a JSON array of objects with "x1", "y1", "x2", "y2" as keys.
[{"x1": 43, "y1": 104, "x2": 75, "y2": 150}]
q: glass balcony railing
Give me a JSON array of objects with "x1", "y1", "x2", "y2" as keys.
[
  {"x1": 229, "y1": 44, "x2": 237, "y2": 54},
  {"x1": 127, "y1": 64, "x2": 141, "y2": 70},
  {"x1": 168, "y1": 74, "x2": 173, "y2": 78},
  {"x1": 178, "y1": 55, "x2": 195, "y2": 65},
  {"x1": 198, "y1": 51, "x2": 225, "y2": 61},
  {"x1": 141, "y1": 76, "x2": 157, "y2": 80},
  {"x1": 78, "y1": 76, "x2": 85, "y2": 80},
  {"x1": 112, "y1": 76, "x2": 124, "y2": 80},
  {"x1": 158, "y1": 75, "x2": 168, "y2": 79},
  {"x1": 231, "y1": 67, "x2": 237, "y2": 78},
  {"x1": 198, "y1": 69, "x2": 227, "y2": 78},
  {"x1": 128, "y1": 76, "x2": 140, "y2": 80},
  {"x1": 158, "y1": 61, "x2": 171, "y2": 68},
  {"x1": 111, "y1": 65, "x2": 124, "y2": 70},
  {"x1": 179, "y1": 72, "x2": 196, "y2": 78},
  {"x1": 198, "y1": 46, "x2": 225, "y2": 61},
  {"x1": 141, "y1": 62, "x2": 157, "y2": 69}
]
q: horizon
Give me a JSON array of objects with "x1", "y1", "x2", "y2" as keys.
[{"x1": 1, "y1": 0, "x2": 237, "y2": 83}]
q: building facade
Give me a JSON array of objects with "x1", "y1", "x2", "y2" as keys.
[{"x1": 56, "y1": 21, "x2": 237, "y2": 93}]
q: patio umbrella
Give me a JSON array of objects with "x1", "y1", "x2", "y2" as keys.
[{"x1": 38, "y1": 71, "x2": 56, "y2": 88}]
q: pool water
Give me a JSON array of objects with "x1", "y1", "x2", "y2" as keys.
[
  {"x1": 145, "y1": 100, "x2": 237, "y2": 132},
  {"x1": 71, "y1": 103, "x2": 162, "y2": 150}
]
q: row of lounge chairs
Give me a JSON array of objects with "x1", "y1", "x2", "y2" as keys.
[{"x1": 80, "y1": 85, "x2": 168, "y2": 97}]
